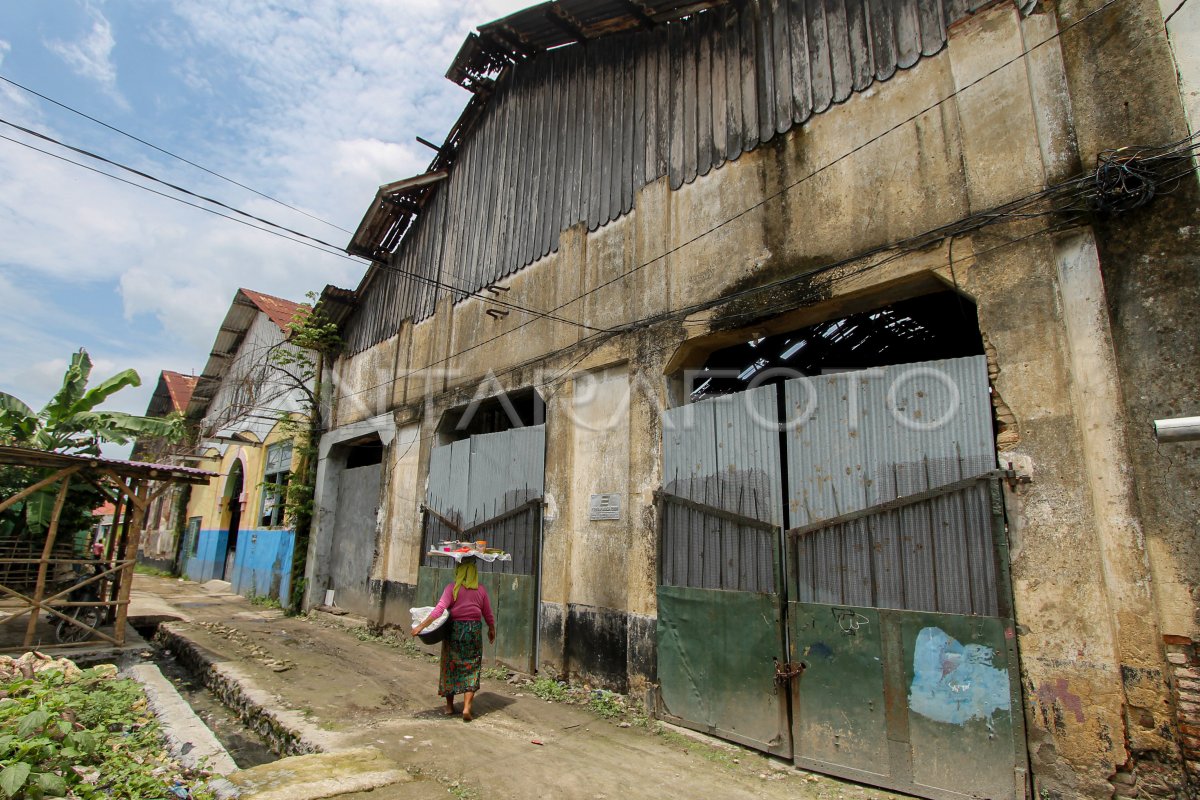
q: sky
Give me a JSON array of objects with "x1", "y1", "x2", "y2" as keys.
[{"x1": 0, "y1": 0, "x2": 530, "y2": 454}]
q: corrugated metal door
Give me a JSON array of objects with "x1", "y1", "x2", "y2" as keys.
[
  {"x1": 416, "y1": 425, "x2": 545, "y2": 672},
  {"x1": 328, "y1": 461, "x2": 382, "y2": 617},
  {"x1": 656, "y1": 386, "x2": 792, "y2": 756},
  {"x1": 784, "y1": 357, "x2": 1028, "y2": 799}
]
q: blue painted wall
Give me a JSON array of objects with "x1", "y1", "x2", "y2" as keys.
[
  {"x1": 182, "y1": 528, "x2": 294, "y2": 605},
  {"x1": 229, "y1": 528, "x2": 295, "y2": 604},
  {"x1": 184, "y1": 529, "x2": 229, "y2": 583}
]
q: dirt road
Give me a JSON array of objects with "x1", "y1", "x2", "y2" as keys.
[{"x1": 130, "y1": 575, "x2": 905, "y2": 800}]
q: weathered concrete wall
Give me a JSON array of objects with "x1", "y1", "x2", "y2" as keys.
[{"x1": 319, "y1": 1, "x2": 1200, "y2": 794}]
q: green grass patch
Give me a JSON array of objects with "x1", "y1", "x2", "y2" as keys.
[
  {"x1": 132, "y1": 564, "x2": 173, "y2": 578},
  {"x1": 481, "y1": 665, "x2": 511, "y2": 682},
  {"x1": 530, "y1": 677, "x2": 569, "y2": 702},
  {"x1": 248, "y1": 594, "x2": 283, "y2": 610}
]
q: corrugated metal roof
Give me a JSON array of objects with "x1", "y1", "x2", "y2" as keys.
[
  {"x1": 0, "y1": 445, "x2": 216, "y2": 484},
  {"x1": 161, "y1": 371, "x2": 198, "y2": 413},
  {"x1": 186, "y1": 288, "x2": 306, "y2": 419}
]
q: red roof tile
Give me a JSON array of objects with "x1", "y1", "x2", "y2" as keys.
[
  {"x1": 239, "y1": 288, "x2": 307, "y2": 332},
  {"x1": 160, "y1": 371, "x2": 198, "y2": 414}
]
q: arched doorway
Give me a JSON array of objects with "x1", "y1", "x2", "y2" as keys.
[{"x1": 221, "y1": 460, "x2": 244, "y2": 581}]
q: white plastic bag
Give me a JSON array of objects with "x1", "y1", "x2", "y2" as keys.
[{"x1": 410, "y1": 605, "x2": 449, "y2": 633}]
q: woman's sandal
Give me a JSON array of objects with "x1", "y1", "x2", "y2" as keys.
[{"x1": 462, "y1": 711, "x2": 473, "y2": 722}]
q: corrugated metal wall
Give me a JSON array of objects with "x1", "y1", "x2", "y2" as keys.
[
  {"x1": 660, "y1": 385, "x2": 782, "y2": 592},
  {"x1": 424, "y1": 426, "x2": 546, "y2": 574},
  {"x1": 345, "y1": 0, "x2": 1019, "y2": 353},
  {"x1": 785, "y1": 355, "x2": 999, "y2": 615}
]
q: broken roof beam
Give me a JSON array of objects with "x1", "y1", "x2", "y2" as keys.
[{"x1": 546, "y1": 5, "x2": 590, "y2": 43}]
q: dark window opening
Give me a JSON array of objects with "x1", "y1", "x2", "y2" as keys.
[
  {"x1": 259, "y1": 440, "x2": 293, "y2": 527},
  {"x1": 346, "y1": 440, "x2": 385, "y2": 469},
  {"x1": 439, "y1": 387, "x2": 545, "y2": 442},
  {"x1": 689, "y1": 291, "x2": 984, "y2": 401}
]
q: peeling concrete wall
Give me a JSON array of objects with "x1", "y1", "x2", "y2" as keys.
[{"x1": 316, "y1": 1, "x2": 1200, "y2": 794}]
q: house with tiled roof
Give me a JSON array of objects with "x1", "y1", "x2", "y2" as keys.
[{"x1": 136, "y1": 288, "x2": 315, "y2": 604}]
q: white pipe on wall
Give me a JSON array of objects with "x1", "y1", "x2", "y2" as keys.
[{"x1": 1153, "y1": 416, "x2": 1200, "y2": 443}]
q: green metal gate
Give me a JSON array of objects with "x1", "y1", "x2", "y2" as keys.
[
  {"x1": 656, "y1": 385, "x2": 791, "y2": 756},
  {"x1": 416, "y1": 426, "x2": 545, "y2": 673},
  {"x1": 657, "y1": 357, "x2": 1029, "y2": 799}
]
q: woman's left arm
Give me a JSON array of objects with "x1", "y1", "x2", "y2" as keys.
[{"x1": 481, "y1": 587, "x2": 496, "y2": 643}]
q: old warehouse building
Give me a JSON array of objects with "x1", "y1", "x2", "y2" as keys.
[{"x1": 306, "y1": 0, "x2": 1200, "y2": 797}]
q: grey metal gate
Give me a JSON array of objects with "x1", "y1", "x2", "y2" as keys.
[
  {"x1": 783, "y1": 357, "x2": 1028, "y2": 800},
  {"x1": 656, "y1": 356, "x2": 1028, "y2": 799},
  {"x1": 328, "y1": 461, "x2": 382, "y2": 617},
  {"x1": 416, "y1": 425, "x2": 545, "y2": 672},
  {"x1": 655, "y1": 385, "x2": 792, "y2": 756}
]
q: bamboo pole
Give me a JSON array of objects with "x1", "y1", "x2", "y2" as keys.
[
  {"x1": 0, "y1": 466, "x2": 80, "y2": 514},
  {"x1": 112, "y1": 479, "x2": 148, "y2": 646},
  {"x1": 23, "y1": 475, "x2": 71, "y2": 646},
  {"x1": 100, "y1": 491, "x2": 124, "y2": 623}
]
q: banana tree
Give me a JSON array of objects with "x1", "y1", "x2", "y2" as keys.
[{"x1": 0, "y1": 349, "x2": 185, "y2": 535}]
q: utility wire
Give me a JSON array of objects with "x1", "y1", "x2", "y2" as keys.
[
  {"x1": 0, "y1": 119, "x2": 607, "y2": 333},
  {"x1": 334, "y1": 0, "x2": 1131, "y2": 404},
  {"x1": 0, "y1": 72, "x2": 352, "y2": 235}
]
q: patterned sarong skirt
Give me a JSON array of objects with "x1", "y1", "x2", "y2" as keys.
[{"x1": 438, "y1": 620, "x2": 483, "y2": 697}]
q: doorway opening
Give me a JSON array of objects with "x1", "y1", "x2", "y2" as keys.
[{"x1": 221, "y1": 460, "x2": 244, "y2": 582}]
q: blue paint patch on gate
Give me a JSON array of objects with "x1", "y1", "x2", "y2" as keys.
[{"x1": 909, "y1": 627, "x2": 1010, "y2": 725}]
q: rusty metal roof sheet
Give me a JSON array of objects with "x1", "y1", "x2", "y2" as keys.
[
  {"x1": 186, "y1": 288, "x2": 306, "y2": 418},
  {"x1": 352, "y1": 0, "x2": 729, "y2": 264},
  {"x1": 0, "y1": 446, "x2": 216, "y2": 484}
]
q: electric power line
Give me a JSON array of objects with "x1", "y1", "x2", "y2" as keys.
[
  {"x1": 0, "y1": 120, "x2": 607, "y2": 333},
  {"x1": 332, "y1": 0, "x2": 1132, "y2": 404},
  {"x1": 0, "y1": 72, "x2": 353, "y2": 235}
]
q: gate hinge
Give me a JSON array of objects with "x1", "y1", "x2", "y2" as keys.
[{"x1": 773, "y1": 659, "x2": 806, "y2": 688}]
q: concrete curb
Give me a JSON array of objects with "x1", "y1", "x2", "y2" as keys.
[
  {"x1": 226, "y1": 747, "x2": 411, "y2": 800},
  {"x1": 156, "y1": 622, "x2": 346, "y2": 757},
  {"x1": 125, "y1": 662, "x2": 241, "y2": 799}
]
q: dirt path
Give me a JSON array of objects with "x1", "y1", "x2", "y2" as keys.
[{"x1": 130, "y1": 575, "x2": 907, "y2": 800}]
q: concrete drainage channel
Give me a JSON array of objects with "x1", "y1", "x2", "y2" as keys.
[{"x1": 126, "y1": 620, "x2": 411, "y2": 800}]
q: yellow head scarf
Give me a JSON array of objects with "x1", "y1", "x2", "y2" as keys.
[{"x1": 452, "y1": 559, "x2": 479, "y2": 601}]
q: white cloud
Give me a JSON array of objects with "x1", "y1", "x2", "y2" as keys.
[
  {"x1": 0, "y1": 0, "x2": 533, "y2": 440},
  {"x1": 45, "y1": 4, "x2": 127, "y2": 108}
]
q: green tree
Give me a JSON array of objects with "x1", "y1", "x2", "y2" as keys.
[
  {"x1": 0, "y1": 349, "x2": 184, "y2": 539},
  {"x1": 264, "y1": 293, "x2": 341, "y2": 610},
  {"x1": 0, "y1": 349, "x2": 182, "y2": 455}
]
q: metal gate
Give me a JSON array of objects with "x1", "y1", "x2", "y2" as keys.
[
  {"x1": 415, "y1": 425, "x2": 545, "y2": 673},
  {"x1": 656, "y1": 384, "x2": 791, "y2": 755},
  {"x1": 656, "y1": 356, "x2": 1028, "y2": 799}
]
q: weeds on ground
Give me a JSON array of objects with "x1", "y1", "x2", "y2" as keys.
[
  {"x1": 133, "y1": 564, "x2": 173, "y2": 578},
  {"x1": 587, "y1": 689, "x2": 626, "y2": 719},
  {"x1": 0, "y1": 664, "x2": 217, "y2": 799},
  {"x1": 481, "y1": 665, "x2": 511, "y2": 682},
  {"x1": 530, "y1": 676, "x2": 569, "y2": 702},
  {"x1": 249, "y1": 594, "x2": 283, "y2": 610},
  {"x1": 348, "y1": 625, "x2": 434, "y2": 661},
  {"x1": 656, "y1": 729, "x2": 740, "y2": 770}
]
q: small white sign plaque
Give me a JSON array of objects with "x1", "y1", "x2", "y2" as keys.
[{"x1": 589, "y1": 493, "x2": 621, "y2": 521}]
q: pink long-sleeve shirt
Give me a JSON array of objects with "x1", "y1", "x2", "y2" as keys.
[{"x1": 430, "y1": 583, "x2": 495, "y2": 627}]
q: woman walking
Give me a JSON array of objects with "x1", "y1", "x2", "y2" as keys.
[{"x1": 411, "y1": 558, "x2": 496, "y2": 721}]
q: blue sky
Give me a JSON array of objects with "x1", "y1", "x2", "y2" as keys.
[{"x1": 0, "y1": 0, "x2": 528, "y2": 453}]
